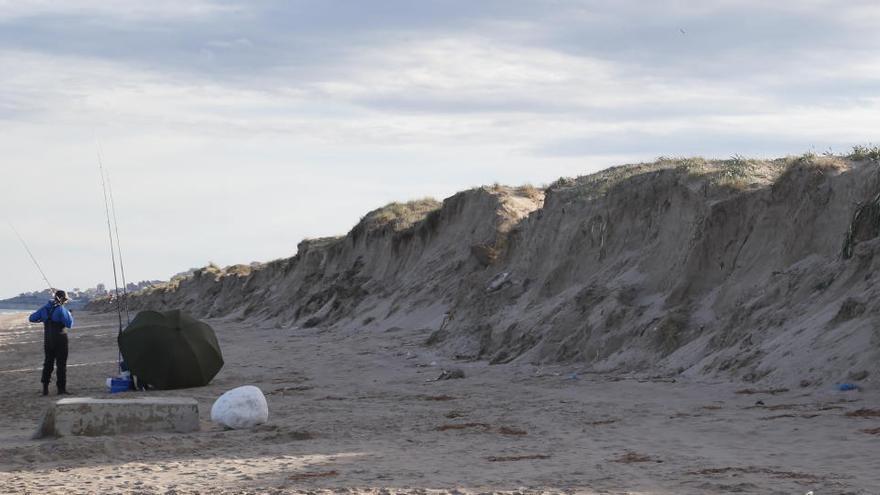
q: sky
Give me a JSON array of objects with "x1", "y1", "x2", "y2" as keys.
[{"x1": 1, "y1": 0, "x2": 880, "y2": 298}]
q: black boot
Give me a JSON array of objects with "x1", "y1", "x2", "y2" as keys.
[
  {"x1": 42, "y1": 383, "x2": 49, "y2": 396},
  {"x1": 57, "y1": 387, "x2": 70, "y2": 395}
]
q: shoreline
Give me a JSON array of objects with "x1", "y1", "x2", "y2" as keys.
[{"x1": 0, "y1": 312, "x2": 28, "y2": 328}]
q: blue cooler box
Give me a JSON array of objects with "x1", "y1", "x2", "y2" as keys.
[{"x1": 106, "y1": 376, "x2": 132, "y2": 393}]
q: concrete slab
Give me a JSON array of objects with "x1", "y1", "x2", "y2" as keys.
[{"x1": 35, "y1": 397, "x2": 200, "y2": 438}]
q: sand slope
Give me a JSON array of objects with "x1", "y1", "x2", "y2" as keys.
[{"x1": 91, "y1": 156, "x2": 880, "y2": 388}]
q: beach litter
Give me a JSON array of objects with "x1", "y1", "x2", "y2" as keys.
[
  {"x1": 486, "y1": 272, "x2": 511, "y2": 292},
  {"x1": 434, "y1": 368, "x2": 465, "y2": 381}
]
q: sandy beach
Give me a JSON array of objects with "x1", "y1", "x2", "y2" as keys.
[
  {"x1": 0, "y1": 311, "x2": 877, "y2": 494},
  {"x1": 6, "y1": 1, "x2": 880, "y2": 493}
]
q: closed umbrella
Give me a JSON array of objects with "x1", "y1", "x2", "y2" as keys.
[{"x1": 118, "y1": 309, "x2": 224, "y2": 389}]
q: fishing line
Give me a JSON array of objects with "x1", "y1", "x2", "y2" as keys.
[
  {"x1": 101, "y1": 153, "x2": 131, "y2": 325},
  {"x1": 97, "y1": 148, "x2": 124, "y2": 340},
  {"x1": 6, "y1": 221, "x2": 54, "y2": 291}
]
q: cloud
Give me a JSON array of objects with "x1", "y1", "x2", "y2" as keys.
[
  {"x1": 0, "y1": 0, "x2": 237, "y2": 21},
  {"x1": 535, "y1": 130, "x2": 813, "y2": 159},
  {"x1": 2, "y1": 0, "x2": 880, "y2": 297}
]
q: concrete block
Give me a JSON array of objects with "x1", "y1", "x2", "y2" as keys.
[{"x1": 35, "y1": 397, "x2": 200, "y2": 438}]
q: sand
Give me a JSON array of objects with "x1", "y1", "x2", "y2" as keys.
[{"x1": 1, "y1": 311, "x2": 878, "y2": 494}]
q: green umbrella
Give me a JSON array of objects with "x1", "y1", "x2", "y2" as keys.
[{"x1": 118, "y1": 309, "x2": 224, "y2": 390}]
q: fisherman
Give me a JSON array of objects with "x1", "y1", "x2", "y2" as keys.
[{"x1": 29, "y1": 290, "x2": 75, "y2": 395}]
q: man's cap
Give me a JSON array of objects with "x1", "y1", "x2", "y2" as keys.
[{"x1": 54, "y1": 290, "x2": 69, "y2": 302}]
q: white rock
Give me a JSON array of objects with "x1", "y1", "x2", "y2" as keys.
[{"x1": 210, "y1": 385, "x2": 268, "y2": 429}]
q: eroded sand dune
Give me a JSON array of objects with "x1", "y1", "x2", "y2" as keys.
[{"x1": 92, "y1": 156, "x2": 880, "y2": 387}]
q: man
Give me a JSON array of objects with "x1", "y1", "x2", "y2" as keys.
[{"x1": 29, "y1": 290, "x2": 74, "y2": 395}]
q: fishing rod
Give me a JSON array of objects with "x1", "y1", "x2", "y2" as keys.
[
  {"x1": 6, "y1": 221, "x2": 54, "y2": 292},
  {"x1": 97, "y1": 149, "x2": 124, "y2": 339},
  {"x1": 102, "y1": 156, "x2": 131, "y2": 325}
]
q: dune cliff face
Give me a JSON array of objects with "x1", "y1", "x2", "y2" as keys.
[{"x1": 90, "y1": 156, "x2": 880, "y2": 385}]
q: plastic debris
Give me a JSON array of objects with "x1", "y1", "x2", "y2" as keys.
[
  {"x1": 486, "y1": 272, "x2": 511, "y2": 292},
  {"x1": 437, "y1": 368, "x2": 466, "y2": 380},
  {"x1": 837, "y1": 383, "x2": 860, "y2": 392}
]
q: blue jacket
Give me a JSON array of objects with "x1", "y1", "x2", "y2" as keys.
[{"x1": 29, "y1": 301, "x2": 74, "y2": 329}]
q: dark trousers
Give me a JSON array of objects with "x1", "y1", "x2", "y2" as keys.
[{"x1": 41, "y1": 330, "x2": 68, "y2": 390}]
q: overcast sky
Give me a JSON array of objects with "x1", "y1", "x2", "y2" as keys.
[{"x1": 2, "y1": 0, "x2": 879, "y2": 299}]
